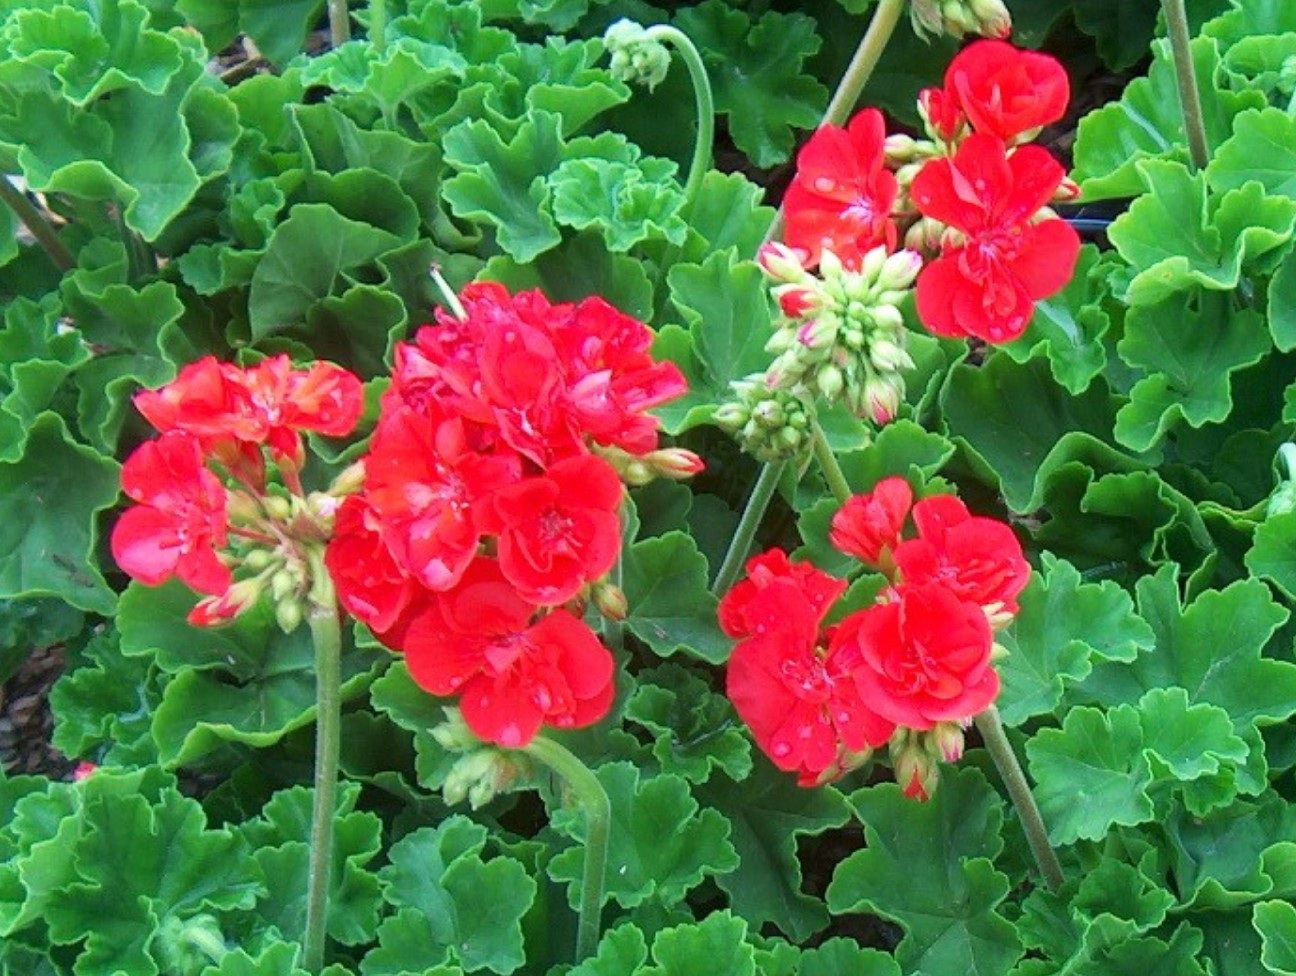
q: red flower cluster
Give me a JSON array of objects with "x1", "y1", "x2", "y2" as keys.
[
  {"x1": 779, "y1": 40, "x2": 1079, "y2": 344},
  {"x1": 329, "y1": 283, "x2": 699, "y2": 748},
  {"x1": 721, "y1": 477, "x2": 1029, "y2": 795},
  {"x1": 111, "y1": 355, "x2": 364, "y2": 620}
]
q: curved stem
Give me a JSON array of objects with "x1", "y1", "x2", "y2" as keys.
[
  {"x1": 811, "y1": 423, "x2": 852, "y2": 504},
  {"x1": 764, "y1": 0, "x2": 907, "y2": 246},
  {"x1": 710, "y1": 460, "x2": 787, "y2": 596},
  {"x1": 0, "y1": 176, "x2": 74, "y2": 271},
  {"x1": 328, "y1": 0, "x2": 351, "y2": 47},
  {"x1": 1161, "y1": 0, "x2": 1209, "y2": 171},
  {"x1": 974, "y1": 706, "x2": 1064, "y2": 892},
  {"x1": 303, "y1": 591, "x2": 343, "y2": 972},
  {"x1": 523, "y1": 737, "x2": 611, "y2": 962},
  {"x1": 643, "y1": 25, "x2": 714, "y2": 207}
]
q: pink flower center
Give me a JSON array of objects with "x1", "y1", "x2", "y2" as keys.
[{"x1": 779, "y1": 653, "x2": 834, "y2": 705}]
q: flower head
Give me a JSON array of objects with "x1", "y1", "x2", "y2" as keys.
[
  {"x1": 944, "y1": 40, "x2": 1070, "y2": 143},
  {"x1": 830, "y1": 477, "x2": 913, "y2": 569}
]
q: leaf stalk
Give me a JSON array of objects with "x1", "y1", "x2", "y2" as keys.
[
  {"x1": 812, "y1": 423, "x2": 852, "y2": 505},
  {"x1": 710, "y1": 459, "x2": 786, "y2": 596},
  {"x1": 642, "y1": 25, "x2": 714, "y2": 208},
  {"x1": 0, "y1": 175, "x2": 74, "y2": 271},
  {"x1": 303, "y1": 577, "x2": 342, "y2": 972}
]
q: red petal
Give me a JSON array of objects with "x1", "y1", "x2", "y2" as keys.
[{"x1": 1009, "y1": 218, "x2": 1081, "y2": 300}]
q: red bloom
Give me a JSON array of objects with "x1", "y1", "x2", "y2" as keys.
[
  {"x1": 911, "y1": 134, "x2": 1080, "y2": 342},
  {"x1": 325, "y1": 495, "x2": 417, "y2": 634},
  {"x1": 240, "y1": 356, "x2": 365, "y2": 463},
  {"x1": 783, "y1": 108, "x2": 899, "y2": 269},
  {"x1": 944, "y1": 40, "x2": 1070, "y2": 143},
  {"x1": 832, "y1": 582, "x2": 997, "y2": 729},
  {"x1": 892, "y1": 494, "x2": 1030, "y2": 615},
  {"x1": 727, "y1": 582, "x2": 895, "y2": 785},
  {"x1": 718, "y1": 548, "x2": 847, "y2": 639},
  {"x1": 830, "y1": 477, "x2": 913, "y2": 568},
  {"x1": 478, "y1": 454, "x2": 624, "y2": 606},
  {"x1": 918, "y1": 87, "x2": 966, "y2": 144},
  {"x1": 403, "y1": 559, "x2": 614, "y2": 746},
  {"x1": 111, "y1": 432, "x2": 231, "y2": 594}
]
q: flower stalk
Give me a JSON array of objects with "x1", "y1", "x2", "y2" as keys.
[
  {"x1": 522, "y1": 736, "x2": 612, "y2": 962},
  {"x1": 302, "y1": 571, "x2": 343, "y2": 973},
  {"x1": 328, "y1": 0, "x2": 351, "y2": 47},
  {"x1": 812, "y1": 424, "x2": 852, "y2": 505},
  {"x1": 370, "y1": 0, "x2": 387, "y2": 52},
  {"x1": 640, "y1": 26, "x2": 713, "y2": 207},
  {"x1": 974, "y1": 706, "x2": 1064, "y2": 892},
  {"x1": 0, "y1": 175, "x2": 74, "y2": 271},
  {"x1": 1161, "y1": 0, "x2": 1210, "y2": 171},
  {"x1": 711, "y1": 460, "x2": 787, "y2": 596}
]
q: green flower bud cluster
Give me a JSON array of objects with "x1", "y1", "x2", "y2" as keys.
[
  {"x1": 433, "y1": 708, "x2": 535, "y2": 809},
  {"x1": 714, "y1": 376, "x2": 816, "y2": 462},
  {"x1": 909, "y1": 0, "x2": 1011, "y2": 40},
  {"x1": 762, "y1": 245, "x2": 921, "y2": 425},
  {"x1": 603, "y1": 19, "x2": 671, "y2": 92}
]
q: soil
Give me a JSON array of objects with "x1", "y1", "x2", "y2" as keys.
[{"x1": 0, "y1": 644, "x2": 75, "y2": 780}]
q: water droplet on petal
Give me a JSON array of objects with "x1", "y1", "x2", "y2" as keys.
[
  {"x1": 772, "y1": 742, "x2": 792, "y2": 758},
  {"x1": 813, "y1": 177, "x2": 837, "y2": 194}
]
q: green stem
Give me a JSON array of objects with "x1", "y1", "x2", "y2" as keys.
[
  {"x1": 1161, "y1": 0, "x2": 1209, "y2": 171},
  {"x1": 328, "y1": 0, "x2": 351, "y2": 46},
  {"x1": 811, "y1": 424, "x2": 852, "y2": 505},
  {"x1": 370, "y1": 0, "x2": 386, "y2": 52},
  {"x1": 523, "y1": 737, "x2": 611, "y2": 962},
  {"x1": 763, "y1": 0, "x2": 907, "y2": 246},
  {"x1": 642, "y1": 26, "x2": 713, "y2": 207},
  {"x1": 604, "y1": 504, "x2": 628, "y2": 652},
  {"x1": 974, "y1": 706, "x2": 1064, "y2": 892},
  {"x1": 303, "y1": 589, "x2": 343, "y2": 972},
  {"x1": 0, "y1": 175, "x2": 73, "y2": 271},
  {"x1": 710, "y1": 460, "x2": 787, "y2": 596}
]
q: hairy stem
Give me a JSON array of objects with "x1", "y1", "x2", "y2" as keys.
[
  {"x1": 303, "y1": 581, "x2": 342, "y2": 972},
  {"x1": 328, "y1": 0, "x2": 351, "y2": 46},
  {"x1": 0, "y1": 176, "x2": 74, "y2": 271},
  {"x1": 764, "y1": 0, "x2": 907, "y2": 245},
  {"x1": 642, "y1": 25, "x2": 714, "y2": 207},
  {"x1": 974, "y1": 706, "x2": 1065, "y2": 892},
  {"x1": 711, "y1": 460, "x2": 787, "y2": 596},
  {"x1": 1161, "y1": 0, "x2": 1209, "y2": 171},
  {"x1": 523, "y1": 737, "x2": 611, "y2": 962},
  {"x1": 812, "y1": 423, "x2": 852, "y2": 504}
]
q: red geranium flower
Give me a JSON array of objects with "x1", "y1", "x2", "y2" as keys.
[
  {"x1": 477, "y1": 454, "x2": 624, "y2": 606},
  {"x1": 325, "y1": 495, "x2": 418, "y2": 634},
  {"x1": 727, "y1": 582, "x2": 895, "y2": 785},
  {"x1": 110, "y1": 432, "x2": 231, "y2": 594},
  {"x1": 832, "y1": 582, "x2": 997, "y2": 729},
  {"x1": 239, "y1": 356, "x2": 365, "y2": 464},
  {"x1": 783, "y1": 108, "x2": 899, "y2": 269},
  {"x1": 718, "y1": 548, "x2": 847, "y2": 639},
  {"x1": 944, "y1": 40, "x2": 1070, "y2": 143},
  {"x1": 911, "y1": 134, "x2": 1080, "y2": 342},
  {"x1": 830, "y1": 477, "x2": 913, "y2": 568},
  {"x1": 403, "y1": 558, "x2": 614, "y2": 746},
  {"x1": 893, "y1": 494, "x2": 1030, "y2": 615}
]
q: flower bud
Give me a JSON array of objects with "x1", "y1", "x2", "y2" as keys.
[
  {"x1": 713, "y1": 401, "x2": 750, "y2": 431},
  {"x1": 797, "y1": 317, "x2": 838, "y2": 351},
  {"x1": 73, "y1": 761, "x2": 97, "y2": 781},
  {"x1": 643, "y1": 447, "x2": 705, "y2": 481},
  {"x1": 869, "y1": 337, "x2": 913, "y2": 374},
  {"x1": 263, "y1": 494, "x2": 292, "y2": 521},
  {"x1": 858, "y1": 245, "x2": 889, "y2": 284},
  {"x1": 187, "y1": 577, "x2": 264, "y2": 627},
  {"x1": 776, "y1": 285, "x2": 821, "y2": 318},
  {"x1": 328, "y1": 461, "x2": 366, "y2": 497},
  {"x1": 862, "y1": 374, "x2": 903, "y2": 426},
  {"x1": 868, "y1": 304, "x2": 906, "y2": 334},
  {"x1": 621, "y1": 460, "x2": 654, "y2": 487},
  {"x1": 968, "y1": 0, "x2": 1012, "y2": 37},
  {"x1": 892, "y1": 739, "x2": 939, "y2": 801},
  {"x1": 816, "y1": 363, "x2": 845, "y2": 400},
  {"x1": 894, "y1": 162, "x2": 924, "y2": 190},
  {"x1": 603, "y1": 19, "x2": 671, "y2": 91},
  {"x1": 904, "y1": 217, "x2": 946, "y2": 255},
  {"x1": 443, "y1": 748, "x2": 533, "y2": 809},
  {"x1": 270, "y1": 568, "x2": 298, "y2": 602},
  {"x1": 759, "y1": 241, "x2": 810, "y2": 282},
  {"x1": 878, "y1": 250, "x2": 924, "y2": 291},
  {"x1": 930, "y1": 722, "x2": 966, "y2": 763},
  {"x1": 242, "y1": 549, "x2": 274, "y2": 572},
  {"x1": 432, "y1": 708, "x2": 481, "y2": 752},
  {"x1": 275, "y1": 598, "x2": 303, "y2": 634},
  {"x1": 591, "y1": 580, "x2": 629, "y2": 621},
  {"x1": 883, "y1": 133, "x2": 922, "y2": 165}
]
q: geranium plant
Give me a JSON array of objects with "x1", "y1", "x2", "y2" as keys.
[{"x1": 3, "y1": 0, "x2": 1296, "y2": 974}]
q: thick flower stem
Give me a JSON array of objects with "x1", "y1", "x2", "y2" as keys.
[
  {"x1": 370, "y1": 0, "x2": 387, "y2": 52},
  {"x1": 642, "y1": 26, "x2": 714, "y2": 207},
  {"x1": 711, "y1": 460, "x2": 787, "y2": 596},
  {"x1": 764, "y1": 0, "x2": 907, "y2": 246},
  {"x1": 303, "y1": 596, "x2": 343, "y2": 972},
  {"x1": 1161, "y1": 0, "x2": 1210, "y2": 171},
  {"x1": 974, "y1": 706, "x2": 1064, "y2": 892},
  {"x1": 812, "y1": 424, "x2": 852, "y2": 505},
  {"x1": 0, "y1": 175, "x2": 74, "y2": 271},
  {"x1": 523, "y1": 737, "x2": 611, "y2": 962},
  {"x1": 328, "y1": 0, "x2": 351, "y2": 47}
]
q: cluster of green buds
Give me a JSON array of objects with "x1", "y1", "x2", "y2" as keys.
[
  {"x1": 759, "y1": 242, "x2": 920, "y2": 425},
  {"x1": 909, "y1": 0, "x2": 1011, "y2": 40},
  {"x1": 714, "y1": 376, "x2": 816, "y2": 463},
  {"x1": 603, "y1": 18, "x2": 672, "y2": 91},
  {"x1": 433, "y1": 708, "x2": 536, "y2": 810},
  {"x1": 889, "y1": 721, "x2": 968, "y2": 801}
]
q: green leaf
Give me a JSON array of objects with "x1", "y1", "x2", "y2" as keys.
[
  {"x1": 1072, "y1": 37, "x2": 1265, "y2": 199},
  {"x1": 571, "y1": 924, "x2": 648, "y2": 976},
  {"x1": 668, "y1": 249, "x2": 772, "y2": 390},
  {"x1": 798, "y1": 938, "x2": 900, "y2": 976},
  {"x1": 375, "y1": 816, "x2": 535, "y2": 974},
  {"x1": 196, "y1": 943, "x2": 311, "y2": 976},
  {"x1": 1248, "y1": 511, "x2": 1296, "y2": 598},
  {"x1": 1271, "y1": 247, "x2": 1296, "y2": 351},
  {"x1": 550, "y1": 156, "x2": 686, "y2": 252},
  {"x1": 624, "y1": 664, "x2": 751, "y2": 784},
  {"x1": 1256, "y1": 899, "x2": 1296, "y2": 975},
  {"x1": 622, "y1": 531, "x2": 730, "y2": 664},
  {"x1": 0, "y1": 412, "x2": 118, "y2": 613},
  {"x1": 642, "y1": 912, "x2": 755, "y2": 976},
  {"x1": 1163, "y1": 793, "x2": 1296, "y2": 909},
  {"x1": 826, "y1": 767, "x2": 1021, "y2": 976},
  {"x1": 677, "y1": 170, "x2": 773, "y2": 264},
  {"x1": 1113, "y1": 290, "x2": 1272, "y2": 452},
  {"x1": 697, "y1": 757, "x2": 851, "y2": 943},
  {"x1": 548, "y1": 762, "x2": 738, "y2": 911},
  {"x1": 675, "y1": 1, "x2": 828, "y2": 167},
  {"x1": 442, "y1": 111, "x2": 565, "y2": 262},
  {"x1": 1208, "y1": 107, "x2": 1296, "y2": 200},
  {"x1": 997, "y1": 553, "x2": 1155, "y2": 727},
  {"x1": 1073, "y1": 1, "x2": 1160, "y2": 70},
  {"x1": 240, "y1": 0, "x2": 326, "y2": 67}
]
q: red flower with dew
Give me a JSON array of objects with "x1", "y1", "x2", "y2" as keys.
[
  {"x1": 830, "y1": 477, "x2": 913, "y2": 569},
  {"x1": 403, "y1": 558, "x2": 614, "y2": 747},
  {"x1": 477, "y1": 454, "x2": 624, "y2": 606},
  {"x1": 719, "y1": 548, "x2": 847, "y2": 640},
  {"x1": 832, "y1": 582, "x2": 997, "y2": 729},
  {"x1": 892, "y1": 493, "x2": 1030, "y2": 616},
  {"x1": 783, "y1": 108, "x2": 899, "y2": 269},
  {"x1": 726, "y1": 580, "x2": 895, "y2": 786},
  {"x1": 325, "y1": 495, "x2": 418, "y2": 634},
  {"x1": 911, "y1": 134, "x2": 1080, "y2": 342},
  {"x1": 943, "y1": 40, "x2": 1070, "y2": 144},
  {"x1": 239, "y1": 356, "x2": 365, "y2": 464},
  {"x1": 111, "y1": 431, "x2": 231, "y2": 595}
]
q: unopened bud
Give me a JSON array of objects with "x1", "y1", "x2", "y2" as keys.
[
  {"x1": 816, "y1": 364, "x2": 845, "y2": 400},
  {"x1": 930, "y1": 722, "x2": 966, "y2": 763},
  {"x1": 328, "y1": 461, "x2": 366, "y2": 497},
  {"x1": 591, "y1": 580, "x2": 628, "y2": 620},
  {"x1": 603, "y1": 19, "x2": 671, "y2": 91},
  {"x1": 905, "y1": 217, "x2": 946, "y2": 255},
  {"x1": 868, "y1": 304, "x2": 906, "y2": 335},
  {"x1": 73, "y1": 761, "x2": 97, "y2": 781},
  {"x1": 242, "y1": 549, "x2": 274, "y2": 572},
  {"x1": 892, "y1": 740, "x2": 939, "y2": 802},
  {"x1": 894, "y1": 162, "x2": 924, "y2": 189},
  {"x1": 275, "y1": 599, "x2": 303, "y2": 634},
  {"x1": 622, "y1": 460, "x2": 654, "y2": 486},
  {"x1": 270, "y1": 568, "x2": 297, "y2": 602},
  {"x1": 714, "y1": 401, "x2": 750, "y2": 431},
  {"x1": 431, "y1": 707, "x2": 481, "y2": 753},
  {"x1": 776, "y1": 285, "x2": 821, "y2": 318},
  {"x1": 883, "y1": 133, "x2": 922, "y2": 165},
  {"x1": 968, "y1": 0, "x2": 1012, "y2": 37},
  {"x1": 797, "y1": 317, "x2": 838, "y2": 351},
  {"x1": 869, "y1": 337, "x2": 913, "y2": 373},
  {"x1": 644, "y1": 447, "x2": 705, "y2": 481},
  {"x1": 263, "y1": 495, "x2": 292, "y2": 521},
  {"x1": 878, "y1": 249, "x2": 924, "y2": 291},
  {"x1": 863, "y1": 375, "x2": 903, "y2": 425},
  {"x1": 187, "y1": 577, "x2": 264, "y2": 627},
  {"x1": 858, "y1": 246, "x2": 888, "y2": 283},
  {"x1": 759, "y1": 241, "x2": 810, "y2": 282}
]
